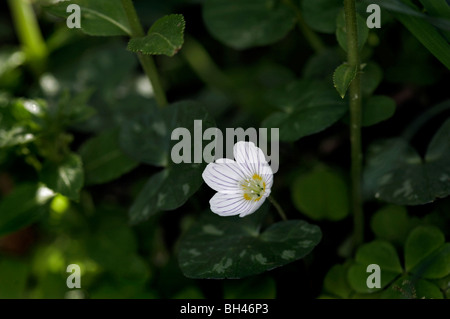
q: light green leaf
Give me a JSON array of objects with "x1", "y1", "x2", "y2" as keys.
[
  {"x1": 44, "y1": 0, "x2": 131, "y2": 36},
  {"x1": 405, "y1": 226, "x2": 445, "y2": 273},
  {"x1": 333, "y1": 63, "x2": 357, "y2": 98},
  {"x1": 362, "y1": 95, "x2": 396, "y2": 127},
  {"x1": 302, "y1": 0, "x2": 343, "y2": 34},
  {"x1": 79, "y1": 129, "x2": 139, "y2": 185},
  {"x1": 336, "y1": 10, "x2": 369, "y2": 52},
  {"x1": 128, "y1": 101, "x2": 215, "y2": 224},
  {"x1": 178, "y1": 207, "x2": 322, "y2": 279},
  {"x1": 370, "y1": 205, "x2": 410, "y2": 245},
  {"x1": 128, "y1": 14, "x2": 185, "y2": 56},
  {"x1": 381, "y1": 276, "x2": 444, "y2": 299},
  {"x1": 347, "y1": 240, "x2": 403, "y2": 293},
  {"x1": 262, "y1": 80, "x2": 347, "y2": 142},
  {"x1": 323, "y1": 263, "x2": 353, "y2": 298},
  {"x1": 291, "y1": 166, "x2": 349, "y2": 221},
  {"x1": 363, "y1": 113, "x2": 450, "y2": 205},
  {"x1": 202, "y1": 0, "x2": 296, "y2": 49},
  {"x1": 0, "y1": 184, "x2": 53, "y2": 237},
  {"x1": 39, "y1": 153, "x2": 84, "y2": 201}
]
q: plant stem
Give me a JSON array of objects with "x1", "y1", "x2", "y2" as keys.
[
  {"x1": 344, "y1": 0, "x2": 363, "y2": 247},
  {"x1": 120, "y1": 0, "x2": 168, "y2": 107},
  {"x1": 282, "y1": 0, "x2": 326, "y2": 53},
  {"x1": 268, "y1": 196, "x2": 287, "y2": 221},
  {"x1": 8, "y1": 0, "x2": 47, "y2": 75}
]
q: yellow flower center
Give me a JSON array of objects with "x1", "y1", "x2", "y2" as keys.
[{"x1": 242, "y1": 174, "x2": 266, "y2": 201}]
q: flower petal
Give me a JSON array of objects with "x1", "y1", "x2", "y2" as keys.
[
  {"x1": 210, "y1": 192, "x2": 264, "y2": 217},
  {"x1": 202, "y1": 160, "x2": 245, "y2": 193},
  {"x1": 234, "y1": 141, "x2": 273, "y2": 186}
]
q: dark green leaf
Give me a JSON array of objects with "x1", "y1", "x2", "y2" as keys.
[
  {"x1": 128, "y1": 101, "x2": 216, "y2": 224},
  {"x1": 39, "y1": 153, "x2": 84, "y2": 200},
  {"x1": 291, "y1": 166, "x2": 349, "y2": 221},
  {"x1": 362, "y1": 95, "x2": 396, "y2": 127},
  {"x1": 360, "y1": 62, "x2": 383, "y2": 96},
  {"x1": 224, "y1": 276, "x2": 276, "y2": 299},
  {"x1": 323, "y1": 263, "x2": 353, "y2": 298},
  {"x1": 363, "y1": 114, "x2": 450, "y2": 205},
  {"x1": 262, "y1": 80, "x2": 347, "y2": 142},
  {"x1": 302, "y1": 0, "x2": 343, "y2": 34},
  {"x1": 178, "y1": 208, "x2": 322, "y2": 278},
  {"x1": 79, "y1": 129, "x2": 138, "y2": 185},
  {"x1": 336, "y1": 11, "x2": 369, "y2": 52},
  {"x1": 44, "y1": 0, "x2": 131, "y2": 36},
  {"x1": 0, "y1": 184, "x2": 54, "y2": 237},
  {"x1": 202, "y1": 0, "x2": 296, "y2": 49},
  {"x1": 0, "y1": 259, "x2": 29, "y2": 299},
  {"x1": 128, "y1": 14, "x2": 185, "y2": 56},
  {"x1": 333, "y1": 63, "x2": 357, "y2": 98}
]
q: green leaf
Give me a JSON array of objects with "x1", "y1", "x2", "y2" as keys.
[
  {"x1": 360, "y1": 62, "x2": 383, "y2": 96},
  {"x1": 262, "y1": 80, "x2": 347, "y2": 142},
  {"x1": 119, "y1": 103, "x2": 168, "y2": 167},
  {"x1": 361, "y1": 95, "x2": 396, "y2": 127},
  {"x1": 404, "y1": 226, "x2": 445, "y2": 273},
  {"x1": 128, "y1": 101, "x2": 215, "y2": 224},
  {"x1": 348, "y1": 240, "x2": 403, "y2": 293},
  {"x1": 44, "y1": 0, "x2": 131, "y2": 36},
  {"x1": 370, "y1": 205, "x2": 410, "y2": 245},
  {"x1": 363, "y1": 114, "x2": 450, "y2": 205},
  {"x1": 302, "y1": 0, "x2": 343, "y2": 34},
  {"x1": 127, "y1": 14, "x2": 185, "y2": 56},
  {"x1": 79, "y1": 129, "x2": 139, "y2": 185},
  {"x1": 323, "y1": 263, "x2": 353, "y2": 298},
  {"x1": 303, "y1": 47, "x2": 343, "y2": 81},
  {"x1": 202, "y1": 0, "x2": 296, "y2": 49},
  {"x1": 381, "y1": 276, "x2": 444, "y2": 299},
  {"x1": 0, "y1": 259, "x2": 29, "y2": 299},
  {"x1": 333, "y1": 63, "x2": 357, "y2": 98},
  {"x1": 413, "y1": 244, "x2": 450, "y2": 279},
  {"x1": 291, "y1": 166, "x2": 349, "y2": 221},
  {"x1": 0, "y1": 184, "x2": 54, "y2": 237},
  {"x1": 39, "y1": 153, "x2": 84, "y2": 201},
  {"x1": 336, "y1": 10, "x2": 369, "y2": 52},
  {"x1": 178, "y1": 208, "x2": 322, "y2": 279}
]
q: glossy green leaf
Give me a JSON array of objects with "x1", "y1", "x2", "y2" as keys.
[
  {"x1": 44, "y1": 0, "x2": 131, "y2": 36},
  {"x1": 370, "y1": 205, "x2": 410, "y2": 245},
  {"x1": 302, "y1": 0, "x2": 343, "y2": 34},
  {"x1": 291, "y1": 166, "x2": 349, "y2": 221},
  {"x1": 362, "y1": 95, "x2": 396, "y2": 127},
  {"x1": 336, "y1": 11, "x2": 369, "y2": 52},
  {"x1": 323, "y1": 263, "x2": 353, "y2": 298},
  {"x1": 333, "y1": 63, "x2": 357, "y2": 98},
  {"x1": 363, "y1": 114, "x2": 450, "y2": 205},
  {"x1": 405, "y1": 226, "x2": 445, "y2": 273},
  {"x1": 381, "y1": 276, "x2": 444, "y2": 299},
  {"x1": 128, "y1": 14, "x2": 185, "y2": 56},
  {"x1": 262, "y1": 80, "x2": 347, "y2": 142},
  {"x1": 128, "y1": 101, "x2": 215, "y2": 224},
  {"x1": 202, "y1": 0, "x2": 296, "y2": 49},
  {"x1": 0, "y1": 184, "x2": 54, "y2": 237},
  {"x1": 79, "y1": 129, "x2": 139, "y2": 185},
  {"x1": 348, "y1": 241, "x2": 402, "y2": 293},
  {"x1": 39, "y1": 153, "x2": 84, "y2": 201},
  {"x1": 178, "y1": 208, "x2": 322, "y2": 279}
]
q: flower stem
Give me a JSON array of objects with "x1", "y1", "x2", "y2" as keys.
[
  {"x1": 282, "y1": 0, "x2": 326, "y2": 53},
  {"x1": 344, "y1": 0, "x2": 364, "y2": 247},
  {"x1": 268, "y1": 196, "x2": 287, "y2": 221},
  {"x1": 8, "y1": 0, "x2": 47, "y2": 75},
  {"x1": 121, "y1": 0, "x2": 168, "y2": 108}
]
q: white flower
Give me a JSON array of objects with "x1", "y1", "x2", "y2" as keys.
[{"x1": 202, "y1": 141, "x2": 273, "y2": 217}]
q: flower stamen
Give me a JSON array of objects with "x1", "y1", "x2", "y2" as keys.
[{"x1": 241, "y1": 173, "x2": 266, "y2": 201}]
